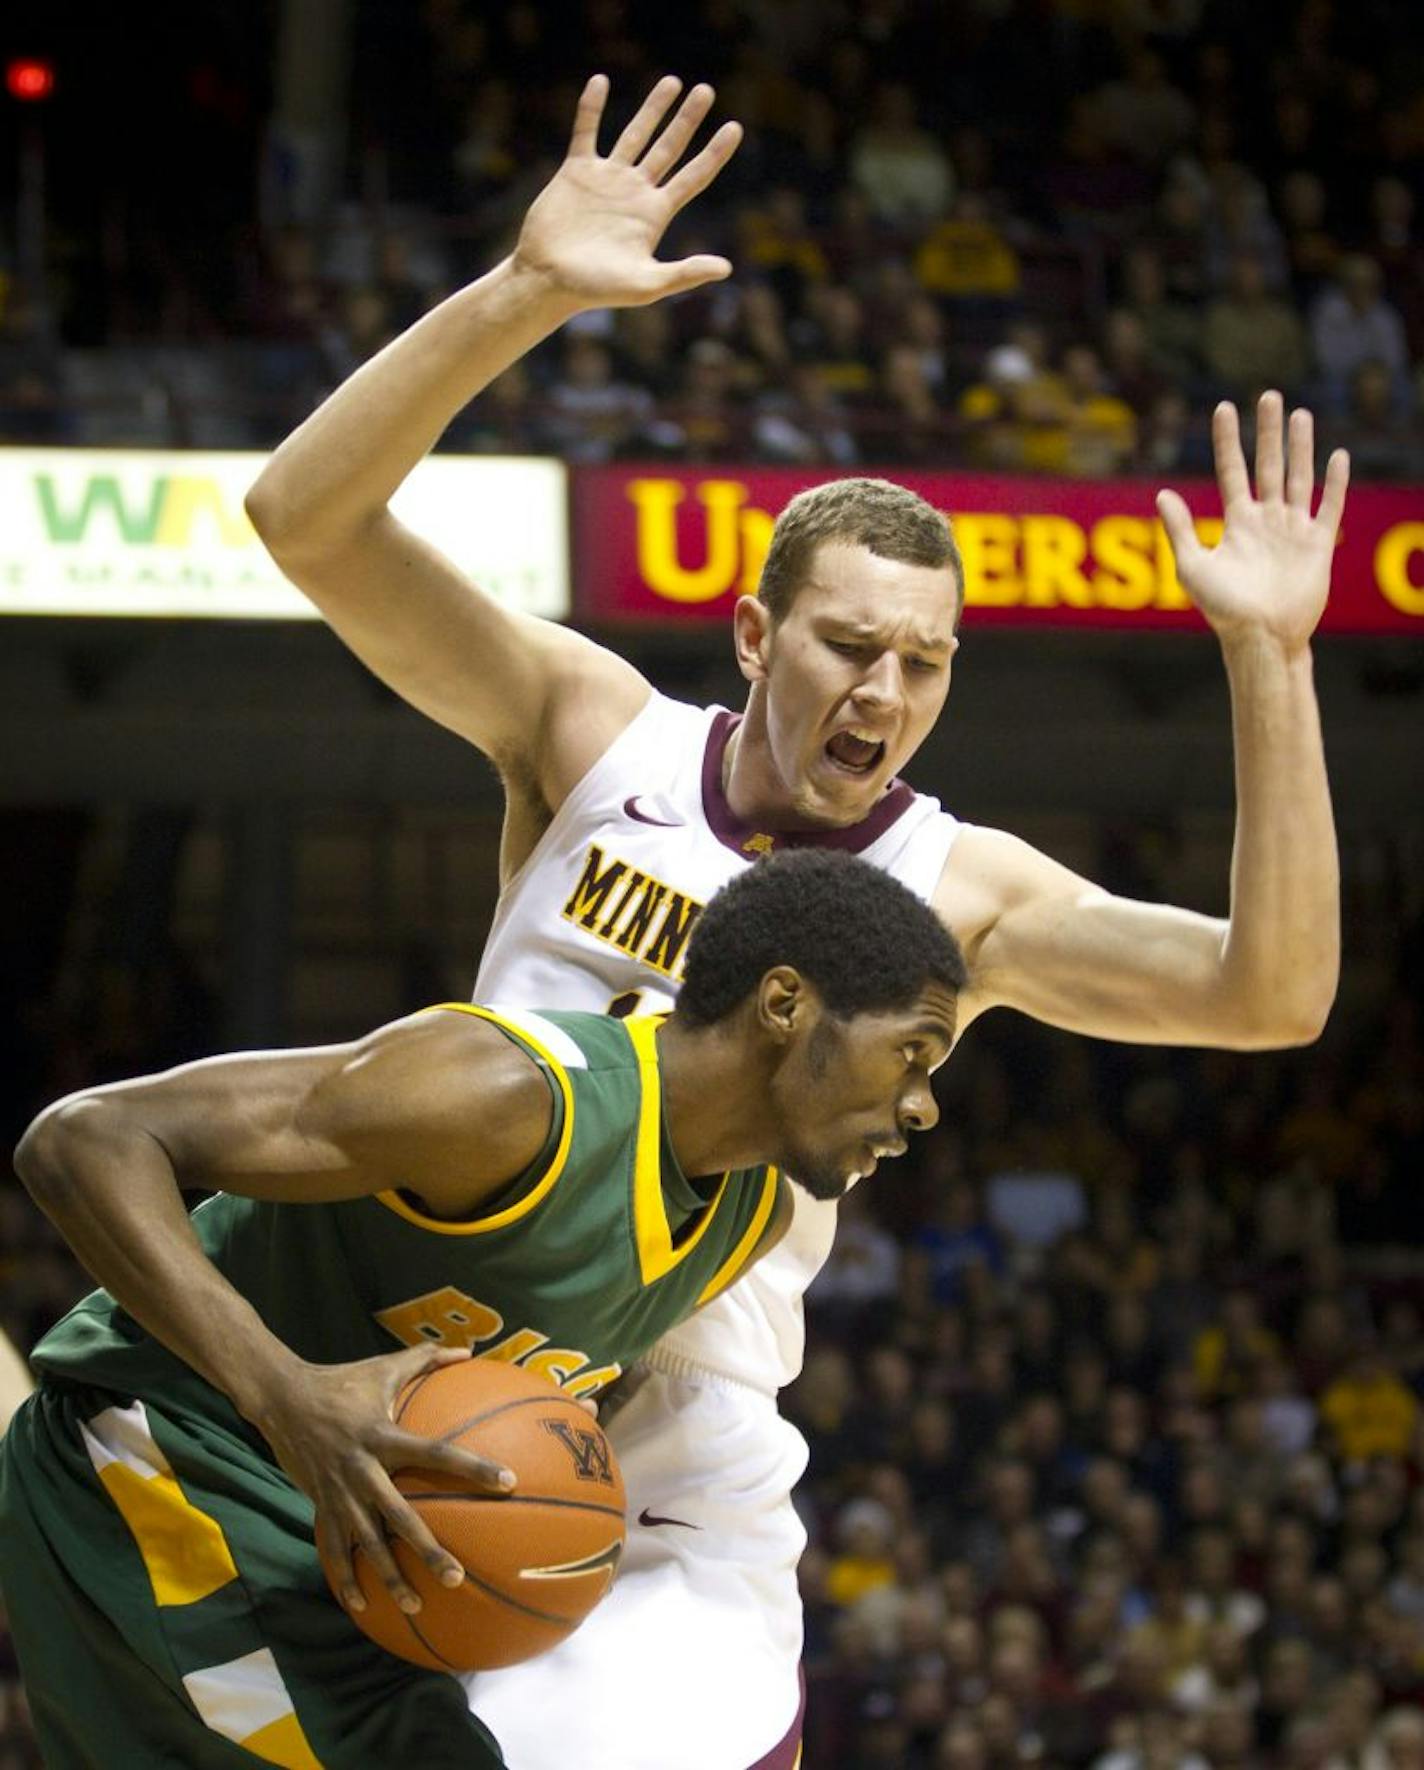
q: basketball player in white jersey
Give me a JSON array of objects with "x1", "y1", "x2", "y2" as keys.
[{"x1": 246, "y1": 75, "x2": 1348, "y2": 1770}]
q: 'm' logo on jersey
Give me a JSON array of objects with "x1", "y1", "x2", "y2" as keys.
[
  {"x1": 542, "y1": 1417, "x2": 617, "y2": 1486},
  {"x1": 562, "y1": 843, "x2": 704, "y2": 981}
]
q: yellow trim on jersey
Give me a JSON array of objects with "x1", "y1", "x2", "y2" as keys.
[
  {"x1": 375, "y1": 1003, "x2": 575, "y2": 1237},
  {"x1": 694, "y1": 1168, "x2": 782, "y2": 1308},
  {"x1": 625, "y1": 1015, "x2": 731, "y2": 1285}
]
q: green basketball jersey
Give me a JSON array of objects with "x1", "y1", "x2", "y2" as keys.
[{"x1": 32, "y1": 1006, "x2": 781, "y2": 1431}]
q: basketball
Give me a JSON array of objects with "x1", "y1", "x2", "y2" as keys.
[{"x1": 323, "y1": 1359, "x2": 626, "y2": 1673}]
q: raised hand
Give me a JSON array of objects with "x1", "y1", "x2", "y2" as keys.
[
  {"x1": 512, "y1": 74, "x2": 742, "y2": 311},
  {"x1": 1156, "y1": 392, "x2": 1350, "y2": 651},
  {"x1": 254, "y1": 1343, "x2": 514, "y2": 1616}
]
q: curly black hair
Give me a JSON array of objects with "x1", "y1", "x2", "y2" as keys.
[{"x1": 676, "y1": 849, "x2": 967, "y2": 1027}]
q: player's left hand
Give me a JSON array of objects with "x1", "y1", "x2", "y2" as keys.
[
  {"x1": 1156, "y1": 391, "x2": 1350, "y2": 652},
  {"x1": 511, "y1": 74, "x2": 742, "y2": 311}
]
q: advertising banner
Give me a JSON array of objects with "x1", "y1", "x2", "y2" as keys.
[
  {"x1": 0, "y1": 450, "x2": 570, "y2": 619},
  {"x1": 572, "y1": 466, "x2": 1424, "y2": 634}
]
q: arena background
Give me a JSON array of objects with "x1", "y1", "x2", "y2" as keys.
[{"x1": 2, "y1": 2, "x2": 1423, "y2": 1765}]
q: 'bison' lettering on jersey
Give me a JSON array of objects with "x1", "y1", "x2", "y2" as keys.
[
  {"x1": 374, "y1": 1284, "x2": 622, "y2": 1398},
  {"x1": 561, "y1": 843, "x2": 704, "y2": 980}
]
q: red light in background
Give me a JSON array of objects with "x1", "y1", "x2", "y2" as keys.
[{"x1": 6, "y1": 58, "x2": 56, "y2": 102}]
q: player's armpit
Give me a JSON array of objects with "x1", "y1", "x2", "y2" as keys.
[
  {"x1": 263, "y1": 509, "x2": 650, "y2": 814},
  {"x1": 938, "y1": 826, "x2": 1287, "y2": 1050}
]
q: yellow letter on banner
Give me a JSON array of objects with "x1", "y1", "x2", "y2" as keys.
[
  {"x1": 629, "y1": 479, "x2": 748, "y2": 603},
  {"x1": 1376, "y1": 524, "x2": 1424, "y2": 616}
]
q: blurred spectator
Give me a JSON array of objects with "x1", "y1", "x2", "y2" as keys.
[
  {"x1": 849, "y1": 83, "x2": 954, "y2": 227},
  {"x1": 913, "y1": 197, "x2": 1022, "y2": 304},
  {"x1": 1319, "y1": 361, "x2": 1424, "y2": 482},
  {"x1": 752, "y1": 361, "x2": 860, "y2": 465},
  {"x1": 1318, "y1": 1343, "x2": 1420, "y2": 1465},
  {"x1": 1093, "y1": 50, "x2": 1197, "y2": 172},
  {"x1": 1205, "y1": 174, "x2": 1291, "y2": 296},
  {"x1": 1310, "y1": 257, "x2": 1411, "y2": 413},
  {"x1": 542, "y1": 334, "x2": 652, "y2": 461},
  {"x1": 912, "y1": 1177, "x2": 1006, "y2": 1307},
  {"x1": 1202, "y1": 253, "x2": 1310, "y2": 404},
  {"x1": 1119, "y1": 245, "x2": 1204, "y2": 388},
  {"x1": 1278, "y1": 171, "x2": 1342, "y2": 305}
]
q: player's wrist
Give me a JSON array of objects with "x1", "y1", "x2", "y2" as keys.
[{"x1": 498, "y1": 252, "x2": 588, "y2": 329}]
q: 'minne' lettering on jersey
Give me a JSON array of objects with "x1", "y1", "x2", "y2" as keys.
[{"x1": 561, "y1": 843, "x2": 704, "y2": 981}]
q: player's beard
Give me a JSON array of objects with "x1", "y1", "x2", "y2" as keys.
[{"x1": 785, "y1": 1161, "x2": 853, "y2": 1203}]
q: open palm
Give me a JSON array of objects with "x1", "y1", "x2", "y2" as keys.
[
  {"x1": 513, "y1": 75, "x2": 742, "y2": 311},
  {"x1": 1157, "y1": 393, "x2": 1350, "y2": 651}
]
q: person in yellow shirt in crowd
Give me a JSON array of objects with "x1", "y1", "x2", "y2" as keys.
[
  {"x1": 1193, "y1": 1287, "x2": 1284, "y2": 1401},
  {"x1": 1319, "y1": 1341, "x2": 1420, "y2": 1464}
]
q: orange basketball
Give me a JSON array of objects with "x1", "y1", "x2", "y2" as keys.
[{"x1": 323, "y1": 1359, "x2": 625, "y2": 1673}]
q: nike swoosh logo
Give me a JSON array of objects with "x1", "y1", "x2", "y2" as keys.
[
  {"x1": 637, "y1": 1507, "x2": 701, "y2": 1530},
  {"x1": 624, "y1": 796, "x2": 684, "y2": 828}
]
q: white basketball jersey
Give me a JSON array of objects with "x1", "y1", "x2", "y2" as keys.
[{"x1": 475, "y1": 690, "x2": 961, "y2": 1391}]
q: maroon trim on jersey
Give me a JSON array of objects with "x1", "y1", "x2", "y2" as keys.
[
  {"x1": 701, "y1": 710, "x2": 916, "y2": 857},
  {"x1": 746, "y1": 1669, "x2": 805, "y2": 1769}
]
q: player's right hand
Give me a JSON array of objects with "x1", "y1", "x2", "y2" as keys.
[
  {"x1": 511, "y1": 74, "x2": 742, "y2": 311},
  {"x1": 252, "y1": 1344, "x2": 515, "y2": 1615}
]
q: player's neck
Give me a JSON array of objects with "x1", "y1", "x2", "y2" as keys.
[
  {"x1": 656, "y1": 1014, "x2": 778, "y2": 1179},
  {"x1": 721, "y1": 695, "x2": 807, "y2": 832}
]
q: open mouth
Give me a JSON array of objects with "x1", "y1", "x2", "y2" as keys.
[{"x1": 824, "y1": 729, "x2": 886, "y2": 776}]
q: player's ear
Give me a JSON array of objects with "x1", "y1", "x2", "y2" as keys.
[
  {"x1": 756, "y1": 965, "x2": 806, "y2": 1041},
  {"x1": 733, "y1": 595, "x2": 772, "y2": 683}
]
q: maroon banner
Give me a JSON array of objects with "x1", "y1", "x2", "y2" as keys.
[{"x1": 571, "y1": 466, "x2": 1424, "y2": 634}]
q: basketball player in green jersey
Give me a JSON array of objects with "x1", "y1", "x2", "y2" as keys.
[{"x1": 0, "y1": 853, "x2": 963, "y2": 1770}]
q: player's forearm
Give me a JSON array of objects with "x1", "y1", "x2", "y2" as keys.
[
  {"x1": 13, "y1": 1099, "x2": 303, "y2": 1421},
  {"x1": 1217, "y1": 629, "x2": 1338, "y2": 1043},
  {"x1": 246, "y1": 257, "x2": 578, "y2": 559}
]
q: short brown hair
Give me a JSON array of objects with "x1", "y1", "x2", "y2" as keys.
[{"x1": 757, "y1": 478, "x2": 964, "y2": 623}]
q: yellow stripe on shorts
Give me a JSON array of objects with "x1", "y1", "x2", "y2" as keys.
[
  {"x1": 79, "y1": 1400, "x2": 238, "y2": 1607},
  {"x1": 183, "y1": 1649, "x2": 324, "y2": 1768}
]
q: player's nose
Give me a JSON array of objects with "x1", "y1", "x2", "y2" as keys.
[
  {"x1": 900, "y1": 1079, "x2": 938, "y2": 1134},
  {"x1": 853, "y1": 650, "x2": 903, "y2": 713}
]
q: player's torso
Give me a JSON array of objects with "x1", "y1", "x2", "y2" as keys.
[
  {"x1": 476, "y1": 691, "x2": 962, "y2": 1392},
  {"x1": 32, "y1": 1008, "x2": 776, "y2": 1415}
]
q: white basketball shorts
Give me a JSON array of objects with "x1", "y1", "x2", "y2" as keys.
[{"x1": 466, "y1": 1350, "x2": 808, "y2": 1769}]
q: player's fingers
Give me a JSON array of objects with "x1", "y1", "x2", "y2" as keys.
[
  {"x1": 388, "y1": 1428, "x2": 516, "y2": 1494},
  {"x1": 1211, "y1": 401, "x2": 1250, "y2": 509},
  {"x1": 1155, "y1": 488, "x2": 1203, "y2": 565},
  {"x1": 640, "y1": 82, "x2": 716, "y2": 183},
  {"x1": 1286, "y1": 405, "x2": 1314, "y2": 510},
  {"x1": 567, "y1": 74, "x2": 609, "y2": 159},
  {"x1": 316, "y1": 1512, "x2": 365, "y2": 1614},
  {"x1": 660, "y1": 119, "x2": 743, "y2": 212},
  {"x1": 1254, "y1": 389, "x2": 1285, "y2": 503},
  {"x1": 608, "y1": 74, "x2": 682, "y2": 163},
  {"x1": 1317, "y1": 446, "x2": 1350, "y2": 536},
  {"x1": 378, "y1": 1489, "x2": 467, "y2": 1590},
  {"x1": 351, "y1": 1507, "x2": 422, "y2": 1614}
]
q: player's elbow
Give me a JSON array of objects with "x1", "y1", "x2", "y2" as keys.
[
  {"x1": 14, "y1": 1097, "x2": 114, "y2": 1208},
  {"x1": 1219, "y1": 985, "x2": 1334, "y2": 1050}
]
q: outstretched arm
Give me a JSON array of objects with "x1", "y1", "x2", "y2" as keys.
[
  {"x1": 13, "y1": 1010, "x2": 553, "y2": 1611},
  {"x1": 945, "y1": 393, "x2": 1346, "y2": 1050},
  {"x1": 246, "y1": 76, "x2": 741, "y2": 818}
]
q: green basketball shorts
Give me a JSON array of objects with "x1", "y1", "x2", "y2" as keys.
[{"x1": 0, "y1": 1381, "x2": 505, "y2": 1769}]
